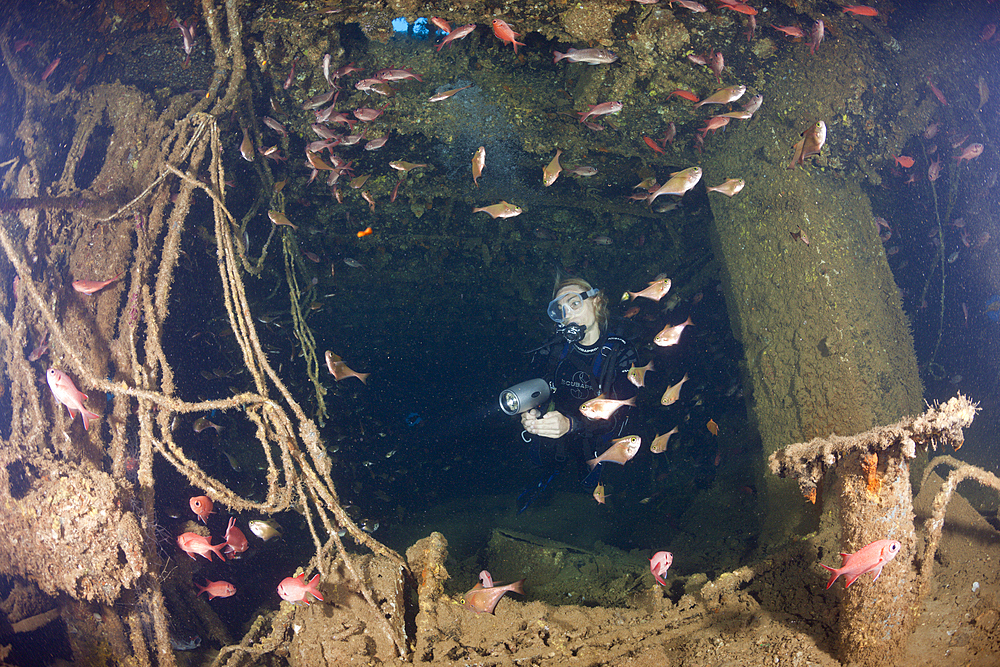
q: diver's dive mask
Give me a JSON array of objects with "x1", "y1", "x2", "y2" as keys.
[{"x1": 547, "y1": 288, "x2": 599, "y2": 324}]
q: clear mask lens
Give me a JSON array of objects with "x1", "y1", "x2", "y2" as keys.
[{"x1": 547, "y1": 288, "x2": 598, "y2": 323}]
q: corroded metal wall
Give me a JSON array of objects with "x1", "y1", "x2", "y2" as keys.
[{"x1": 704, "y1": 39, "x2": 924, "y2": 542}]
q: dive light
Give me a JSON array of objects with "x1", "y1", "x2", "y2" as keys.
[{"x1": 499, "y1": 378, "x2": 551, "y2": 415}]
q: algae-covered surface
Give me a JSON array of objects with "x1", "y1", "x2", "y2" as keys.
[{"x1": 1, "y1": 0, "x2": 999, "y2": 665}]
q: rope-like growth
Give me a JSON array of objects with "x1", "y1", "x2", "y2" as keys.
[{"x1": 0, "y1": 0, "x2": 409, "y2": 663}]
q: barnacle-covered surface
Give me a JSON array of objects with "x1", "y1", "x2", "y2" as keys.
[{"x1": 0, "y1": 0, "x2": 999, "y2": 666}]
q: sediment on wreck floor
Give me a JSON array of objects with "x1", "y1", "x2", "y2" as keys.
[{"x1": 769, "y1": 395, "x2": 988, "y2": 667}]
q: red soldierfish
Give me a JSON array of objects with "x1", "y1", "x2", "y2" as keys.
[
  {"x1": 436, "y1": 23, "x2": 476, "y2": 52},
  {"x1": 375, "y1": 68, "x2": 422, "y2": 82},
  {"x1": 189, "y1": 495, "x2": 214, "y2": 523},
  {"x1": 586, "y1": 435, "x2": 641, "y2": 468},
  {"x1": 772, "y1": 24, "x2": 806, "y2": 39},
  {"x1": 46, "y1": 368, "x2": 99, "y2": 430},
  {"x1": 72, "y1": 273, "x2": 122, "y2": 295},
  {"x1": 927, "y1": 76, "x2": 948, "y2": 105},
  {"x1": 431, "y1": 17, "x2": 452, "y2": 33},
  {"x1": 649, "y1": 551, "x2": 673, "y2": 585},
  {"x1": 842, "y1": 5, "x2": 878, "y2": 17},
  {"x1": 223, "y1": 517, "x2": 249, "y2": 557},
  {"x1": 491, "y1": 19, "x2": 525, "y2": 54},
  {"x1": 820, "y1": 539, "x2": 901, "y2": 588},
  {"x1": 197, "y1": 579, "x2": 236, "y2": 600},
  {"x1": 463, "y1": 579, "x2": 525, "y2": 614},
  {"x1": 177, "y1": 532, "x2": 228, "y2": 562},
  {"x1": 578, "y1": 100, "x2": 623, "y2": 123},
  {"x1": 277, "y1": 572, "x2": 324, "y2": 605},
  {"x1": 654, "y1": 317, "x2": 694, "y2": 347},
  {"x1": 579, "y1": 395, "x2": 636, "y2": 420}
]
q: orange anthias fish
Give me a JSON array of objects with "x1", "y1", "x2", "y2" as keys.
[
  {"x1": 579, "y1": 394, "x2": 636, "y2": 420},
  {"x1": 623, "y1": 278, "x2": 672, "y2": 302},
  {"x1": 587, "y1": 435, "x2": 641, "y2": 469},
  {"x1": 893, "y1": 155, "x2": 915, "y2": 168},
  {"x1": 491, "y1": 19, "x2": 525, "y2": 54},
  {"x1": 325, "y1": 351, "x2": 370, "y2": 383},
  {"x1": 472, "y1": 201, "x2": 523, "y2": 218},
  {"x1": 820, "y1": 539, "x2": 901, "y2": 589},
  {"x1": 177, "y1": 532, "x2": 228, "y2": 562},
  {"x1": 649, "y1": 427, "x2": 679, "y2": 454},
  {"x1": 463, "y1": 579, "x2": 525, "y2": 614},
  {"x1": 277, "y1": 572, "x2": 324, "y2": 606},
  {"x1": 223, "y1": 517, "x2": 249, "y2": 558},
  {"x1": 627, "y1": 360, "x2": 655, "y2": 387},
  {"x1": 706, "y1": 419, "x2": 719, "y2": 436},
  {"x1": 654, "y1": 316, "x2": 694, "y2": 347},
  {"x1": 542, "y1": 149, "x2": 563, "y2": 186},
  {"x1": 197, "y1": 579, "x2": 236, "y2": 600},
  {"x1": 189, "y1": 495, "x2": 214, "y2": 523},
  {"x1": 46, "y1": 368, "x2": 99, "y2": 430},
  {"x1": 72, "y1": 273, "x2": 123, "y2": 295},
  {"x1": 472, "y1": 146, "x2": 486, "y2": 186},
  {"x1": 660, "y1": 373, "x2": 689, "y2": 406}
]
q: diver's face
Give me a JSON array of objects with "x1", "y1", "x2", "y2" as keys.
[{"x1": 554, "y1": 287, "x2": 598, "y2": 331}]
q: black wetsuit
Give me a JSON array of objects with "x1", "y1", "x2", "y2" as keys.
[{"x1": 526, "y1": 329, "x2": 638, "y2": 483}]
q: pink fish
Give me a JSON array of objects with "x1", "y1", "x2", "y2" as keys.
[
  {"x1": 820, "y1": 539, "x2": 901, "y2": 589},
  {"x1": 41, "y1": 57, "x2": 60, "y2": 81},
  {"x1": 926, "y1": 76, "x2": 948, "y2": 105},
  {"x1": 436, "y1": 23, "x2": 476, "y2": 52},
  {"x1": 277, "y1": 572, "x2": 323, "y2": 605},
  {"x1": 176, "y1": 532, "x2": 228, "y2": 562},
  {"x1": 578, "y1": 100, "x2": 623, "y2": 123},
  {"x1": 223, "y1": 517, "x2": 249, "y2": 557},
  {"x1": 955, "y1": 143, "x2": 983, "y2": 165},
  {"x1": 196, "y1": 579, "x2": 236, "y2": 600},
  {"x1": 463, "y1": 579, "x2": 525, "y2": 614},
  {"x1": 649, "y1": 551, "x2": 673, "y2": 585},
  {"x1": 654, "y1": 317, "x2": 694, "y2": 347},
  {"x1": 72, "y1": 273, "x2": 123, "y2": 295},
  {"x1": 579, "y1": 394, "x2": 635, "y2": 420},
  {"x1": 46, "y1": 368, "x2": 99, "y2": 430},
  {"x1": 586, "y1": 435, "x2": 641, "y2": 469},
  {"x1": 810, "y1": 20, "x2": 824, "y2": 54},
  {"x1": 479, "y1": 570, "x2": 494, "y2": 587}
]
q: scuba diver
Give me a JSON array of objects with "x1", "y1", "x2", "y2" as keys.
[{"x1": 516, "y1": 277, "x2": 638, "y2": 511}]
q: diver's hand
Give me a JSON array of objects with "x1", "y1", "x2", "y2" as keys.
[{"x1": 521, "y1": 409, "x2": 570, "y2": 439}]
